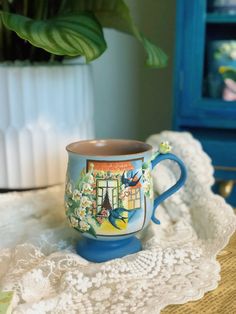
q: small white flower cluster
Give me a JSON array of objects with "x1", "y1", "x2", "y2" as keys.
[
  {"x1": 79, "y1": 220, "x2": 90, "y2": 232},
  {"x1": 70, "y1": 216, "x2": 79, "y2": 228},
  {"x1": 65, "y1": 168, "x2": 95, "y2": 234},
  {"x1": 74, "y1": 207, "x2": 86, "y2": 220},
  {"x1": 69, "y1": 216, "x2": 90, "y2": 232},
  {"x1": 80, "y1": 195, "x2": 92, "y2": 208},
  {"x1": 143, "y1": 168, "x2": 154, "y2": 199},
  {"x1": 68, "y1": 193, "x2": 92, "y2": 231},
  {"x1": 65, "y1": 181, "x2": 73, "y2": 195},
  {"x1": 217, "y1": 41, "x2": 236, "y2": 60},
  {"x1": 72, "y1": 189, "x2": 82, "y2": 202}
]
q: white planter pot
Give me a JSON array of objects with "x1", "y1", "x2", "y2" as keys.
[{"x1": 0, "y1": 61, "x2": 94, "y2": 189}]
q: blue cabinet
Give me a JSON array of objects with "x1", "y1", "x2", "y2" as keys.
[{"x1": 173, "y1": 0, "x2": 236, "y2": 206}]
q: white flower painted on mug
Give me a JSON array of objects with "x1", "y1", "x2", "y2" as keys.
[
  {"x1": 79, "y1": 220, "x2": 90, "y2": 232},
  {"x1": 65, "y1": 181, "x2": 73, "y2": 194},
  {"x1": 87, "y1": 174, "x2": 95, "y2": 185},
  {"x1": 143, "y1": 168, "x2": 154, "y2": 199},
  {"x1": 143, "y1": 181, "x2": 150, "y2": 193},
  {"x1": 80, "y1": 196, "x2": 92, "y2": 209},
  {"x1": 70, "y1": 216, "x2": 79, "y2": 228},
  {"x1": 75, "y1": 208, "x2": 87, "y2": 220},
  {"x1": 143, "y1": 168, "x2": 152, "y2": 181},
  {"x1": 82, "y1": 182, "x2": 93, "y2": 194},
  {"x1": 143, "y1": 181, "x2": 154, "y2": 199},
  {"x1": 72, "y1": 189, "x2": 82, "y2": 201}
]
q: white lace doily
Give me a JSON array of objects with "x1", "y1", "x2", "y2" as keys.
[{"x1": 0, "y1": 131, "x2": 235, "y2": 314}]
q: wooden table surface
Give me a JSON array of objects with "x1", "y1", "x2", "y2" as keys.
[{"x1": 162, "y1": 231, "x2": 236, "y2": 314}]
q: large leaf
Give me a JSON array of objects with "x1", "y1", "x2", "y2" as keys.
[
  {"x1": 0, "y1": 11, "x2": 107, "y2": 62},
  {"x1": 68, "y1": 0, "x2": 168, "y2": 68}
]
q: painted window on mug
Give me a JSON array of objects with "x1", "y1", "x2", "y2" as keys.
[
  {"x1": 127, "y1": 188, "x2": 141, "y2": 209},
  {"x1": 97, "y1": 179, "x2": 118, "y2": 210}
]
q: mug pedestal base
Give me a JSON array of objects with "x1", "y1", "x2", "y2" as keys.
[{"x1": 76, "y1": 236, "x2": 142, "y2": 263}]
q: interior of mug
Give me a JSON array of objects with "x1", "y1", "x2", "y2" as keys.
[{"x1": 66, "y1": 139, "x2": 152, "y2": 156}]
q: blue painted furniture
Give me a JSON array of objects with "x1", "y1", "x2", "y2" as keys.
[{"x1": 173, "y1": 0, "x2": 236, "y2": 207}]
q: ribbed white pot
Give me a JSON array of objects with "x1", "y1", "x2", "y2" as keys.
[{"x1": 0, "y1": 61, "x2": 94, "y2": 189}]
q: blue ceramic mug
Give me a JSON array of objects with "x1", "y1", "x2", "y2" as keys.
[{"x1": 65, "y1": 139, "x2": 187, "y2": 262}]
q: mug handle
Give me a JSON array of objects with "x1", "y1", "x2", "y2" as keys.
[{"x1": 151, "y1": 153, "x2": 187, "y2": 224}]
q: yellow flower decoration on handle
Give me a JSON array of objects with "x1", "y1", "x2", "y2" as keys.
[
  {"x1": 159, "y1": 141, "x2": 172, "y2": 154},
  {"x1": 142, "y1": 141, "x2": 172, "y2": 170}
]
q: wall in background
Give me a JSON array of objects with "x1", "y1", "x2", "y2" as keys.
[
  {"x1": 91, "y1": 29, "x2": 141, "y2": 139},
  {"x1": 138, "y1": 0, "x2": 176, "y2": 140},
  {"x1": 91, "y1": 0, "x2": 176, "y2": 140}
]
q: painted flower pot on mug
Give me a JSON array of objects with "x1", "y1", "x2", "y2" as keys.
[{"x1": 65, "y1": 139, "x2": 187, "y2": 262}]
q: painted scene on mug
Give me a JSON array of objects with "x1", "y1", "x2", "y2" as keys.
[{"x1": 65, "y1": 155, "x2": 154, "y2": 239}]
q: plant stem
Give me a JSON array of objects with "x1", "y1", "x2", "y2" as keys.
[
  {"x1": 0, "y1": 19, "x2": 4, "y2": 61},
  {"x1": 2, "y1": 0, "x2": 11, "y2": 60},
  {"x1": 58, "y1": 0, "x2": 67, "y2": 14},
  {"x1": 49, "y1": 53, "x2": 55, "y2": 62},
  {"x1": 2, "y1": 0, "x2": 9, "y2": 11},
  {"x1": 30, "y1": 0, "x2": 49, "y2": 61},
  {"x1": 35, "y1": 0, "x2": 45, "y2": 20},
  {"x1": 23, "y1": 0, "x2": 29, "y2": 16}
]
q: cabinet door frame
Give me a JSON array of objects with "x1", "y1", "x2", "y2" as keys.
[{"x1": 174, "y1": 0, "x2": 236, "y2": 129}]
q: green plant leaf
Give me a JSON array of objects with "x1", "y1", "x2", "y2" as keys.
[
  {"x1": 86, "y1": 224, "x2": 97, "y2": 238},
  {"x1": 0, "y1": 11, "x2": 107, "y2": 61},
  {"x1": 219, "y1": 66, "x2": 236, "y2": 81},
  {"x1": 69, "y1": 0, "x2": 168, "y2": 68},
  {"x1": 137, "y1": 34, "x2": 168, "y2": 68}
]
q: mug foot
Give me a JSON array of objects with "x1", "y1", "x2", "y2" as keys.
[{"x1": 76, "y1": 236, "x2": 142, "y2": 262}]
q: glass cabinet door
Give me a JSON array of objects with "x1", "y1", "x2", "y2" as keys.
[
  {"x1": 174, "y1": 0, "x2": 236, "y2": 207},
  {"x1": 204, "y1": 0, "x2": 236, "y2": 101},
  {"x1": 175, "y1": 0, "x2": 236, "y2": 130}
]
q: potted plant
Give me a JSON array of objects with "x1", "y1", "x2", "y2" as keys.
[{"x1": 0, "y1": 0, "x2": 167, "y2": 189}]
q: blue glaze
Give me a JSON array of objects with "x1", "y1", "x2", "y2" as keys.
[
  {"x1": 65, "y1": 140, "x2": 187, "y2": 262},
  {"x1": 76, "y1": 236, "x2": 141, "y2": 262},
  {"x1": 65, "y1": 149, "x2": 153, "y2": 241},
  {"x1": 151, "y1": 153, "x2": 187, "y2": 224}
]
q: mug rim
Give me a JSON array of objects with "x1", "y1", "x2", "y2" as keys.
[{"x1": 66, "y1": 139, "x2": 153, "y2": 157}]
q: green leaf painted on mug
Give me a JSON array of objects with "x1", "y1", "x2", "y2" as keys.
[{"x1": 87, "y1": 224, "x2": 97, "y2": 238}]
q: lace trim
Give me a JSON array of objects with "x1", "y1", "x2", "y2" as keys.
[{"x1": 0, "y1": 131, "x2": 235, "y2": 314}]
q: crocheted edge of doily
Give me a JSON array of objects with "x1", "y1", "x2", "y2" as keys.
[
  {"x1": 157, "y1": 272, "x2": 220, "y2": 313},
  {"x1": 157, "y1": 224, "x2": 236, "y2": 312},
  {"x1": 207, "y1": 221, "x2": 236, "y2": 257}
]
